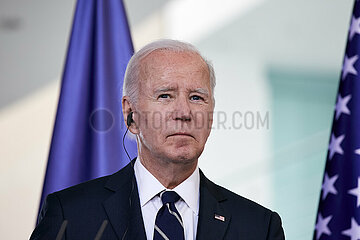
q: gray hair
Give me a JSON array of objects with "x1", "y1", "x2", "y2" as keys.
[{"x1": 123, "y1": 39, "x2": 216, "y2": 104}]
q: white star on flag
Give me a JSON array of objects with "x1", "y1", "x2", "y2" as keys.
[
  {"x1": 348, "y1": 178, "x2": 360, "y2": 207},
  {"x1": 328, "y1": 134, "x2": 345, "y2": 160},
  {"x1": 350, "y1": 16, "x2": 360, "y2": 40},
  {"x1": 342, "y1": 218, "x2": 360, "y2": 240},
  {"x1": 315, "y1": 213, "x2": 332, "y2": 240},
  {"x1": 335, "y1": 94, "x2": 351, "y2": 120},
  {"x1": 342, "y1": 55, "x2": 358, "y2": 80},
  {"x1": 355, "y1": 148, "x2": 360, "y2": 155},
  {"x1": 322, "y1": 173, "x2": 338, "y2": 200}
]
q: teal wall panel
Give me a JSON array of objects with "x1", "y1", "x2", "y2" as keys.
[{"x1": 268, "y1": 67, "x2": 339, "y2": 239}]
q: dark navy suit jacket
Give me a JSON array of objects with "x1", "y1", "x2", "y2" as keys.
[{"x1": 30, "y1": 161, "x2": 285, "y2": 240}]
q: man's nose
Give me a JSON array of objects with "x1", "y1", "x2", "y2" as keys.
[{"x1": 173, "y1": 95, "x2": 191, "y2": 121}]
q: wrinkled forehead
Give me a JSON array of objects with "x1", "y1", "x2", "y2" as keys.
[{"x1": 138, "y1": 49, "x2": 209, "y2": 80}]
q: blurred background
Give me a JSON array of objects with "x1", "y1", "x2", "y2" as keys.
[{"x1": 0, "y1": 0, "x2": 354, "y2": 239}]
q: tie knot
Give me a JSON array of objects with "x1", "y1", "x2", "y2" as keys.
[{"x1": 161, "y1": 191, "x2": 180, "y2": 204}]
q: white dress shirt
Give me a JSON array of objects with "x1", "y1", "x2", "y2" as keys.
[{"x1": 134, "y1": 159, "x2": 200, "y2": 240}]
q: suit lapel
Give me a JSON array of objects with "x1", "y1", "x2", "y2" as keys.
[
  {"x1": 196, "y1": 171, "x2": 231, "y2": 240},
  {"x1": 102, "y1": 162, "x2": 231, "y2": 240},
  {"x1": 102, "y1": 161, "x2": 147, "y2": 240}
]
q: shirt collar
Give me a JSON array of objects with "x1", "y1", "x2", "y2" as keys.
[
  {"x1": 172, "y1": 164, "x2": 200, "y2": 215},
  {"x1": 134, "y1": 158, "x2": 164, "y2": 207},
  {"x1": 134, "y1": 158, "x2": 200, "y2": 215}
]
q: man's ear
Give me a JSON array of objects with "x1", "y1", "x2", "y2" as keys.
[{"x1": 122, "y1": 96, "x2": 139, "y2": 134}]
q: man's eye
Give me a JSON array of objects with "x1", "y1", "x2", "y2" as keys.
[
  {"x1": 190, "y1": 95, "x2": 203, "y2": 101},
  {"x1": 158, "y1": 94, "x2": 170, "y2": 99}
]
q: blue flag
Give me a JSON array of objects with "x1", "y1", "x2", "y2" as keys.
[
  {"x1": 313, "y1": 2, "x2": 360, "y2": 239},
  {"x1": 39, "y1": 0, "x2": 137, "y2": 212}
]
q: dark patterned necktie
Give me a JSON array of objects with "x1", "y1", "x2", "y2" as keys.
[{"x1": 153, "y1": 191, "x2": 185, "y2": 240}]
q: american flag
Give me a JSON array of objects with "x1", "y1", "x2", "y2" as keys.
[{"x1": 313, "y1": 1, "x2": 360, "y2": 240}]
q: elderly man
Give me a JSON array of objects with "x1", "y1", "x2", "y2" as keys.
[{"x1": 30, "y1": 39, "x2": 285, "y2": 240}]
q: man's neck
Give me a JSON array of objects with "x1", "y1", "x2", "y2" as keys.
[{"x1": 138, "y1": 156, "x2": 198, "y2": 189}]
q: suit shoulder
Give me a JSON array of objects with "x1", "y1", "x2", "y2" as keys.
[
  {"x1": 53, "y1": 163, "x2": 133, "y2": 200},
  {"x1": 200, "y1": 173, "x2": 285, "y2": 238},
  {"x1": 201, "y1": 172, "x2": 277, "y2": 219},
  {"x1": 222, "y1": 185, "x2": 272, "y2": 212},
  {"x1": 51, "y1": 176, "x2": 109, "y2": 206},
  {"x1": 217, "y1": 185, "x2": 285, "y2": 239}
]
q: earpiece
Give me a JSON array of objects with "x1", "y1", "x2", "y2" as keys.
[
  {"x1": 122, "y1": 111, "x2": 135, "y2": 240},
  {"x1": 126, "y1": 112, "x2": 134, "y2": 127}
]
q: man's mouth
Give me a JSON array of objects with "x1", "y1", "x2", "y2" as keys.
[{"x1": 167, "y1": 132, "x2": 194, "y2": 138}]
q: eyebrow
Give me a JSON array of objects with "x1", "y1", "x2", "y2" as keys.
[
  {"x1": 153, "y1": 86, "x2": 210, "y2": 97},
  {"x1": 192, "y1": 88, "x2": 210, "y2": 97},
  {"x1": 153, "y1": 87, "x2": 177, "y2": 94}
]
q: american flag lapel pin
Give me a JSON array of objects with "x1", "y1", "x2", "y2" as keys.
[{"x1": 214, "y1": 214, "x2": 225, "y2": 222}]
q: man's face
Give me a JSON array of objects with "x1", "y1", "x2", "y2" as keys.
[{"x1": 133, "y1": 50, "x2": 214, "y2": 165}]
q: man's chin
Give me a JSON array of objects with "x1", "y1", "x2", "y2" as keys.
[
  {"x1": 167, "y1": 136, "x2": 196, "y2": 147},
  {"x1": 165, "y1": 149, "x2": 200, "y2": 165}
]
